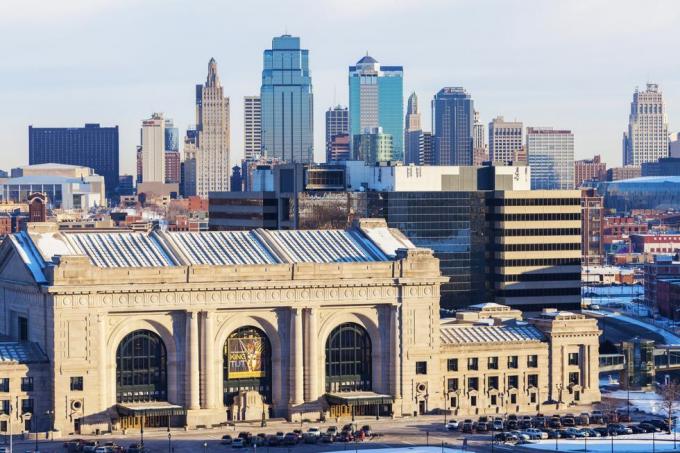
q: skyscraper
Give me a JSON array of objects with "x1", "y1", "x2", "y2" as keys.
[
  {"x1": 472, "y1": 110, "x2": 488, "y2": 165},
  {"x1": 349, "y1": 55, "x2": 403, "y2": 161},
  {"x1": 432, "y1": 87, "x2": 474, "y2": 165},
  {"x1": 195, "y1": 58, "x2": 230, "y2": 197},
  {"x1": 353, "y1": 127, "x2": 393, "y2": 164},
  {"x1": 526, "y1": 127, "x2": 574, "y2": 190},
  {"x1": 260, "y1": 35, "x2": 314, "y2": 163},
  {"x1": 244, "y1": 96, "x2": 261, "y2": 161},
  {"x1": 420, "y1": 132, "x2": 435, "y2": 166},
  {"x1": 325, "y1": 106, "x2": 349, "y2": 162},
  {"x1": 164, "y1": 118, "x2": 179, "y2": 152},
  {"x1": 623, "y1": 83, "x2": 669, "y2": 166},
  {"x1": 28, "y1": 123, "x2": 119, "y2": 198},
  {"x1": 182, "y1": 129, "x2": 198, "y2": 197},
  {"x1": 141, "y1": 113, "x2": 166, "y2": 183},
  {"x1": 404, "y1": 93, "x2": 422, "y2": 165},
  {"x1": 489, "y1": 116, "x2": 523, "y2": 164},
  {"x1": 163, "y1": 118, "x2": 180, "y2": 184}
]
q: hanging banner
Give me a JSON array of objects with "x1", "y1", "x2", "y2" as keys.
[{"x1": 228, "y1": 336, "x2": 265, "y2": 378}]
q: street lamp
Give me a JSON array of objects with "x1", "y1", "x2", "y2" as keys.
[
  {"x1": 443, "y1": 376, "x2": 449, "y2": 425},
  {"x1": 203, "y1": 441, "x2": 208, "y2": 453}
]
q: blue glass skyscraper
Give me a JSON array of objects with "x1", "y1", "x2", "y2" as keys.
[
  {"x1": 432, "y1": 87, "x2": 474, "y2": 165},
  {"x1": 349, "y1": 56, "x2": 403, "y2": 162},
  {"x1": 260, "y1": 35, "x2": 314, "y2": 163}
]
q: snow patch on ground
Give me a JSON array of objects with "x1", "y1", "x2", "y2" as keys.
[
  {"x1": 328, "y1": 448, "x2": 465, "y2": 453},
  {"x1": 524, "y1": 434, "x2": 680, "y2": 451}
]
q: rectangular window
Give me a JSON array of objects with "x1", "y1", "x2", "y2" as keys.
[
  {"x1": 21, "y1": 398, "x2": 33, "y2": 414},
  {"x1": 510, "y1": 393, "x2": 517, "y2": 404},
  {"x1": 528, "y1": 374, "x2": 539, "y2": 388},
  {"x1": 468, "y1": 377, "x2": 479, "y2": 391},
  {"x1": 450, "y1": 396, "x2": 457, "y2": 407},
  {"x1": 508, "y1": 356, "x2": 518, "y2": 369},
  {"x1": 20, "y1": 377, "x2": 33, "y2": 392},
  {"x1": 470, "y1": 395, "x2": 477, "y2": 407},
  {"x1": 488, "y1": 356, "x2": 499, "y2": 370},
  {"x1": 0, "y1": 379, "x2": 8, "y2": 392},
  {"x1": 487, "y1": 376, "x2": 499, "y2": 390},
  {"x1": 70, "y1": 376, "x2": 84, "y2": 391},
  {"x1": 467, "y1": 357, "x2": 478, "y2": 371},
  {"x1": 447, "y1": 378, "x2": 459, "y2": 392},
  {"x1": 568, "y1": 352, "x2": 579, "y2": 366},
  {"x1": 0, "y1": 400, "x2": 8, "y2": 415},
  {"x1": 569, "y1": 372, "x2": 580, "y2": 386},
  {"x1": 490, "y1": 394, "x2": 497, "y2": 406},
  {"x1": 0, "y1": 421, "x2": 6, "y2": 432},
  {"x1": 530, "y1": 393, "x2": 537, "y2": 404},
  {"x1": 447, "y1": 358, "x2": 458, "y2": 371},
  {"x1": 527, "y1": 355, "x2": 538, "y2": 368},
  {"x1": 415, "y1": 361, "x2": 427, "y2": 375},
  {"x1": 508, "y1": 375, "x2": 519, "y2": 389},
  {"x1": 18, "y1": 317, "x2": 28, "y2": 342}
]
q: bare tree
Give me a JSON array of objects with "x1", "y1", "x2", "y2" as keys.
[{"x1": 658, "y1": 380, "x2": 680, "y2": 434}]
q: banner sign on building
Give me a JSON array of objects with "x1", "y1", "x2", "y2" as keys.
[{"x1": 227, "y1": 336, "x2": 265, "y2": 378}]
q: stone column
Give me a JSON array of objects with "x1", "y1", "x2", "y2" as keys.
[
  {"x1": 186, "y1": 311, "x2": 200, "y2": 410},
  {"x1": 391, "y1": 305, "x2": 402, "y2": 398},
  {"x1": 204, "y1": 311, "x2": 216, "y2": 409},
  {"x1": 290, "y1": 308, "x2": 304, "y2": 405},
  {"x1": 97, "y1": 314, "x2": 108, "y2": 408},
  {"x1": 306, "y1": 308, "x2": 319, "y2": 402}
]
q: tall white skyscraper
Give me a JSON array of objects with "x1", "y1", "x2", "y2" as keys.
[
  {"x1": 195, "y1": 58, "x2": 230, "y2": 196},
  {"x1": 140, "y1": 113, "x2": 165, "y2": 183},
  {"x1": 244, "y1": 96, "x2": 261, "y2": 161},
  {"x1": 489, "y1": 116, "x2": 523, "y2": 164},
  {"x1": 526, "y1": 127, "x2": 574, "y2": 190},
  {"x1": 472, "y1": 110, "x2": 485, "y2": 150},
  {"x1": 404, "y1": 92, "x2": 422, "y2": 164},
  {"x1": 623, "y1": 83, "x2": 669, "y2": 166}
]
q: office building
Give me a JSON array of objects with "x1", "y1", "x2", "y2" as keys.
[
  {"x1": 670, "y1": 132, "x2": 680, "y2": 158},
  {"x1": 472, "y1": 110, "x2": 488, "y2": 165},
  {"x1": 526, "y1": 127, "x2": 574, "y2": 190},
  {"x1": 141, "y1": 113, "x2": 166, "y2": 183},
  {"x1": 261, "y1": 35, "x2": 314, "y2": 163},
  {"x1": 492, "y1": 190, "x2": 582, "y2": 310},
  {"x1": 641, "y1": 157, "x2": 680, "y2": 177},
  {"x1": 606, "y1": 166, "x2": 641, "y2": 181},
  {"x1": 182, "y1": 129, "x2": 198, "y2": 197},
  {"x1": 404, "y1": 93, "x2": 423, "y2": 165},
  {"x1": 244, "y1": 96, "x2": 261, "y2": 161},
  {"x1": 489, "y1": 116, "x2": 523, "y2": 164},
  {"x1": 432, "y1": 87, "x2": 474, "y2": 165},
  {"x1": 116, "y1": 175, "x2": 134, "y2": 197},
  {"x1": 353, "y1": 128, "x2": 394, "y2": 164},
  {"x1": 325, "y1": 106, "x2": 349, "y2": 162},
  {"x1": 0, "y1": 221, "x2": 600, "y2": 433},
  {"x1": 195, "y1": 58, "x2": 231, "y2": 197},
  {"x1": 28, "y1": 124, "x2": 119, "y2": 198},
  {"x1": 164, "y1": 118, "x2": 179, "y2": 152},
  {"x1": 574, "y1": 155, "x2": 607, "y2": 188},
  {"x1": 623, "y1": 83, "x2": 669, "y2": 166},
  {"x1": 328, "y1": 134, "x2": 351, "y2": 162},
  {"x1": 349, "y1": 55, "x2": 403, "y2": 161},
  {"x1": 165, "y1": 150, "x2": 181, "y2": 184},
  {"x1": 420, "y1": 132, "x2": 435, "y2": 166},
  {"x1": 581, "y1": 188, "x2": 604, "y2": 266}
]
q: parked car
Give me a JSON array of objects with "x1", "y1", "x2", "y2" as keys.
[
  {"x1": 578, "y1": 413, "x2": 590, "y2": 426},
  {"x1": 523, "y1": 428, "x2": 548, "y2": 440},
  {"x1": 564, "y1": 427, "x2": 586, "y2": 438},
  {"x1": 509, "y1": 430, "x2": 530, "y2": 442},
  {"x1": 478, "y1": 416, "x2": 490, "y2": 423},
  {"x1": 561, "y1": 415, "x2": 576, "y2": 427},
  {"x1": 507, "y1": 420, "x2": 519, "y2": 430},
  {"x1": 580, "y1": 428, "x2": 600, "y2": 437},
  {"x1": 445, "y1": 420, "x2": 459, "y2": 431},
  {"x1": 593, "y1": 427, "x2": 610, "y2": 437},
  {"x1": 549, "y1": 417, "x2": 562, "y2": 428},
  {"x1": 283, "y1": 433, "x2": 299, "y2": 445},
  {"x1": 492, "y1": 418, "x2": 504, "y2": 430},
  {"x1": 494, "y1": 432, "x2": 518, "y2": 443},
  {"x1": 590, "y1": 410, "x2": 604, "y2": 424},
  {"x1": 533, "y1": 416, "x2": 547, "y2": 428},
  {"x1": 638, "y1": 422, "x2": 661, "y2": 433},
  {"x1": 307, "y1": 427, "x2": 321, "y2": 437},
  {"x1": 231, "y1": 438, "x2": 245, "y2": 449},
  {"x1": 608, "y1": 423, "x2": 633, "y2": 435},
  {"x1": 476, "y1": 422, "x2": 489, "y2": 433},
  {"x1": 646, "y1": 419, "x2": 670, "y2": 431},
  {"x1": 628, "y1": 425, "x2": 646, "y2": 434},
  {"x1": 82, "y1": 442, "x2": 99, "y2": 453},
  {"x1": 303, "y1": 434, "x2": 318, "y2": 444},
  {"x1": 320, "y1": 433, "x2": 334, "y2": 443},
  {"x1": 221, "y1": 435, "x2": 233, "y2": 445},
  {"x1": 462, "y1": 420, "x2": 474, "y2": 433},
  {"x1": 543, "y1": 429, "x2": 559, "y2": 439},
  {"x1": 336, "y1": 431, "x2": 353, "y2": 442}
]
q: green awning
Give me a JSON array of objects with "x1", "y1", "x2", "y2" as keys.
[
  {"x1": 116, "y1": 403, "x2": 186, "y2": 417},
  {"x1": 325, "y1": 392, "x2": 394, "y2": 406}
]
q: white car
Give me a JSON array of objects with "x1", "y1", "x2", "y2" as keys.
[
  {"x1": 307, "y1": 427, "x2": 321, "y2": 437},
  {"x1": 524, "y1": 428, "x2": 548, "y2": 439},
  {"x1": 492, "y1": 419, "x2": 504, "y2": 430},
  {"x1": 445, "y1": 420, "x2": 459, "y2": 430}
]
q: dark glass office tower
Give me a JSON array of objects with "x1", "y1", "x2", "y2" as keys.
[
  {"x1": 29, "y1": 123, "x2": 119, "y2": 198},
  {"x1": 432, "y1": 87, "x2": 474, "y2": 166},
  {"x1": 260, "y1": 35, "x2": 314, "y2": 163},
  {"x1": 366, "y1": 191, "x2": 492, "y2": 309}
]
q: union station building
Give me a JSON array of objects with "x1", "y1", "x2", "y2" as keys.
[{"x1": 0, "y1": 219, "x2": 600, "y2": 435}]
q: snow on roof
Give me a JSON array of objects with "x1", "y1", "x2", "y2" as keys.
[
  {"x1": 15, "y1": 225, "x2": 411, "y2": 271},
  {"x1": 441, "y1": 324, "x2": 544, "y2": 345}
]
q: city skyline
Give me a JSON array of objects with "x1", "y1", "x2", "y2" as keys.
[{"x1": 3, "y1": 0, "x2": 680, "y2": 175}]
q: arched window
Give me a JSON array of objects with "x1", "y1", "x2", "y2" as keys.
[
  {"x1": 325, "y1": 323, "x2": 372, "y2": 393},
  {"x1": 223, "y1": 326, "x2": 272, "y2": 404},
  {"x1": 116, "y1": 330, "x2": 167, "y2": 403}
]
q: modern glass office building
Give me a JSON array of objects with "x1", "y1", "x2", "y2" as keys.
[
  {"x1": 349, "y1": 56, "x2": 403, "y2": 161},
  {"x1": 164, "y1": 119, "x2": 179, "y2": 152},
  {"x1": 432, "y1": 88, "x2": 474, "y2": 166},
  {"x1": 28, "y1": 123, "x2": 119, "y2": 198},
  {"x1": 260, "y1": 35, "x2": 314, "y2": 163},
  {"x1": 526, "y1": 127, "x2": 574, "y2": 190}
]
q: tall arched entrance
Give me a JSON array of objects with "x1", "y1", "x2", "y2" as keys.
[
  {"x1": 115, "y1": 329, "x2": 173, "y2": 429},
  {"x1": 223, "y1": 326, "x2": 272, "y2": 414},
  {"x1": 325, "y1": 322, "x2": 389, "y2": 418}
]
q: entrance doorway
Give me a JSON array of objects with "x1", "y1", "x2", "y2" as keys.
[
  {"x1": 73, "y1": 418, "x2": 81, "y2": 435},
  {"x1": 418, "y1": 400, "x2": 426, "y2": 415}
]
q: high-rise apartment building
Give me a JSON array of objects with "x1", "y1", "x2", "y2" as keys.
[
  {"x1": 526, "y1": 127, "x2": 574, "y2": 190},
  {"x1": 141, "y1": 113, "x2": 166, "y2": 183},
  {"x1": 420, "y1": 132, "x2": 435, "y2": 166},
  {"x1": 165, "y1": 150, "x2": 181, "y2": 184},
  {"x1": 623, "y1": 83, "x2": 669, "y2": 166},
  {"x1": 195, "y1": 58, "x2": 230, "y2": 197},
  {"x1": 325, "y1": 106, "x2": 349, "y2": 162},
  {"x1": 244, "y1": 96, "x2": 261, "y2": 161},
  {"x1": 404, "y1": 93, "x2": 422, "y2": 165},
  {"x1": 261, "y1": 35, "x2": 314, "y2": 163},
  {"x1": 574, "y1": 155, "x2": 606, "y2": 188},
  {"x1": 432, "y1": 87, "x2": 474, "y2": 165},
  {"x1": 489, "y1": 116, "x2": 523, "y2": 164},
  {"x1": 349, "y1": 55, "x2": 403, "y2": 161},
  {"x1": 28, "y1": 123, "x2": 119, "y2": 198},
  {"x1": 353, "y1": 128, "x2": 393, "y2": 164}
]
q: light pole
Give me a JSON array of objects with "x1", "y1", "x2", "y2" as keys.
[
  {"x1": 203, "y1": 441, "x2": 207, "y2": 453},
  {"x1": 167, "y1": 414, "x2": 172, "y2": 453},
  {"x1": 443, "y1": 376, "x2": 448, "y2": 425},
  {"x1": 140, "y1": 414, "x2": 145, "y2": 448},
  {"x1": 45, "y1": 409, "x2": 54, "y2": 442}
]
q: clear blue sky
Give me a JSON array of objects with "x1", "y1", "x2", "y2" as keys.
[{"x1": 2, "y1": 0, "x2": 679, "y2": 175}]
